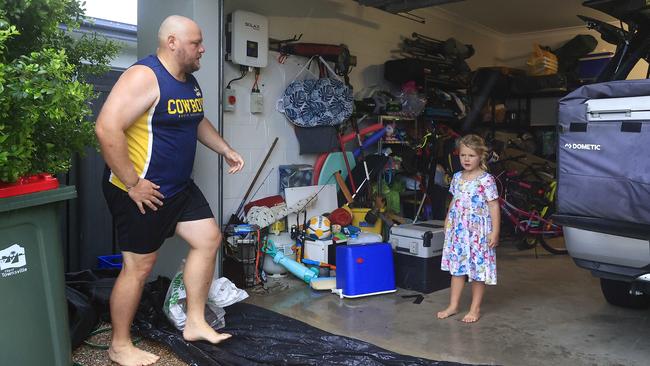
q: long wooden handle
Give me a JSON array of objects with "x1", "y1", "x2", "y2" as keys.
[
  {"x1": 334, "y1": 171, "x2": 353, "y2": 204},
  {"x1": 234, "y1": 137, "x2": 279, "y2": 217}
]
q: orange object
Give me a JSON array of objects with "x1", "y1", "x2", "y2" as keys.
[{"x1": 334, "y1": 171, "x2": 353, "y2": 204}]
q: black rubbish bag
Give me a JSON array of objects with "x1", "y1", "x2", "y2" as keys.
[
  {"x1": 66, "y1": 286, "x2": 99, "y2": 349},
  {"x1": 66, "y1": 268, "x2": 120, "y2": 321}
]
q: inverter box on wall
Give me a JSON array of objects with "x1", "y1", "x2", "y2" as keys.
[
  {"x1": 226, "y1": 10, "x2": 268, "y2": 68},
  {"x1": 389, "y1": 220, "x2": 450, "y2": 293}
]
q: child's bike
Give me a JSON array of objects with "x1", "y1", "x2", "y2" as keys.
[{"x1": 493, "y1": 159, "x2": 566, "y2": 255}]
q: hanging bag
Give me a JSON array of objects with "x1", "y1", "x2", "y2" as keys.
[{"x1": 277, "y1": 55, "x2": 353, "y2": 127}]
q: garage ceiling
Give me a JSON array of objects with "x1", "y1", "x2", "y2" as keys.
[{"x1": 436, "y1": 0, "x2": 617, "y2": 34}]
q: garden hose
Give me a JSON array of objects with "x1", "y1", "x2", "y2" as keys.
[
  {"x1": 72, "y1": 326, "x2": 143, "y2": 366},
  {"x1": 83, "y1": 326, "x2": 142, "y2": 350}
]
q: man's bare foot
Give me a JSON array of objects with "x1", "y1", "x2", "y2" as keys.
[
  {"x1": 108, "y1": 343, "x2": 159, "y2": 366},
  {"x1": 461, "y1": 310, "x2": 480, "y2": 323},
  {"x1": 436, "y1": 306, "x2": 459, "y2": 319},
  {"x1": 183, "y1": 319, "x2": 232, "y2": 344}
]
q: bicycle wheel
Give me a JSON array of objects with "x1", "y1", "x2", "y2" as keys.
[
  {"x1": 538, "y1": 235, "x2": 567, "y2": 255},
  {"x1": 517, "y1": 235, "x2": 538, "y2": 250}
]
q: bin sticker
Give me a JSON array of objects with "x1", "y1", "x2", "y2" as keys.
[{"x1": 1, "y1": 244, "x2": 27, "y2": 278}]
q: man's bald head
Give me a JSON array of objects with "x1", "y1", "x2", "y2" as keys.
[
  {"x1": 156, "y1": 15, "x2": 205, "y2": 74},
  {"x1": 158, "y1": 15, "x2": 199, "y2": 48}
]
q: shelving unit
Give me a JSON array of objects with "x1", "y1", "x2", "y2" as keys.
[{"x1": 374, "y1": 115, "x2": 427, "y2": 221}]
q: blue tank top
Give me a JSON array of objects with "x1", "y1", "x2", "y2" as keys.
[{"x1": 109, "y1": 55, "x2": 204, "y2": 197}]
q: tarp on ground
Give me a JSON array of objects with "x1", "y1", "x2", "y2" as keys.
[{"x1": 71, "y1": 272, "x2": 486, "y2": 366}]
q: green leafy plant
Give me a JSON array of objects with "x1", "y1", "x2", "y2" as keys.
[{"x1": 0, "y1": 0, "x2": 119, "y2": 182}]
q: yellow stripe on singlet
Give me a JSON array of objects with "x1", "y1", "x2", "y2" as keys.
[{"x1": 109, "y1": 102, "x2": 157, "y2": 191}]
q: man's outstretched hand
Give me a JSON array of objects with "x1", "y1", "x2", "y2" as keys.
[{"x1": 224, "y1": 149, "x2": 244, "y2": 174}]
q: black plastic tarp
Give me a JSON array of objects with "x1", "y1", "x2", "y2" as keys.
[{"x1": 70, "y1": 272, "x2": 483, "y2": 366}]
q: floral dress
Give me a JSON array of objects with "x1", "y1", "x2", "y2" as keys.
[{"x1": 441, "y1": 171, "x2": 499, "y2": 285}]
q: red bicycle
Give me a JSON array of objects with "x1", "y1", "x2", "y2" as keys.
[{"x1": 494, "y1": 167, "x2": 567, "y2": 255}]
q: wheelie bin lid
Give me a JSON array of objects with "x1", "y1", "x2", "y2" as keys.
[{"x1": 0, "y1": 185, "x2": 77, "y2": 213}]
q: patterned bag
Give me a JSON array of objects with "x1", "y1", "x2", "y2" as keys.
[{"x1": 277, "y1": 56, "x2": 353, "y2": 127}]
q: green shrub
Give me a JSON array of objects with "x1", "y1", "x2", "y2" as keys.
[{"x1": 0, "y1": 0, "x2": 119, "y2": 182}]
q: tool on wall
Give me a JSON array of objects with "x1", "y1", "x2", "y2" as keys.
[{"x1": 269, "y1": 37, "x2": 357, "y2": 84}]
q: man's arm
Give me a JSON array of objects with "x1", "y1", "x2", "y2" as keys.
[
  {"x1": 95, "y1": 65, "x2": 164, "y2": 213},
  {"x1": 197, "y1": 118, "x2": 244, "y2": 174}
]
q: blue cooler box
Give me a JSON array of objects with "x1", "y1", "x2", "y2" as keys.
[{"x1": 334, "y1": 243, "x2": 396, "y2": 298}]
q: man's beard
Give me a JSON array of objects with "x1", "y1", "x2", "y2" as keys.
[
  {"x1": 178, "y1": 49, "x2": 200, "y2": 73},
  {"x1": 188, "y1": 60, "x2": 200, "y2": 72}
]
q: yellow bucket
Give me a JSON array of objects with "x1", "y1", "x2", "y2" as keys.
[{"x1": 350, "y1": 207, "x2": 382, "y2": 235}]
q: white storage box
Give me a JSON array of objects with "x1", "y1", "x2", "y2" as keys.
[
  {"x1": 389, "y1": 220, "x2": 445, "y2": 258},
  {"x1": 303, "y1": 239, "x2": 346, "y2": 264}
]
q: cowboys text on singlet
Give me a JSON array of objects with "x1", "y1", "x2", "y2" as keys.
[{"x1": 109, "y1": 55, "x2": 204, "y2": 197}]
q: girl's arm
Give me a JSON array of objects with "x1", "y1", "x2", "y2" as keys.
[{"x1": 487, "y1": 199, "x2": 500, "y2": 248}]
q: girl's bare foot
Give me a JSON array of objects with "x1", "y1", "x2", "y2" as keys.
[
  {"x1": 183, "y1": 318, "x2": 232, "y2": 344},
  {"x1": 461, "y1": 310, "x2": 481, "y2": 323},
  {"x1": 436, "y1": 306, "x2": 459, "y2": 319},
  {"x1": 108, "y1": 344, "x2": 159, "y2": 366}
]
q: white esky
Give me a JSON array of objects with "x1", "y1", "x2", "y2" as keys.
[{"x1": 84, "y1": 0, "x2": 137, "y2": 25}]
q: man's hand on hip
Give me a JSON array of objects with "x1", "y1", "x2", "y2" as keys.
[{"x1": 128, "y1": 178, "x2": 165, "y2": 214}]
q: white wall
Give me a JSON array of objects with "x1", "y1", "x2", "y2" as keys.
[{"x1": 221, "y1": 0, "x2": 502, "y2": 222}]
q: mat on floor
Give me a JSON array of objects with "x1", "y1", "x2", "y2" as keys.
[{"x1": 130, "y1": 277, "x2": 482, "y2": 366}]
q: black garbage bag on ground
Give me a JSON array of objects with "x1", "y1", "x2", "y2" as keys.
[
  {"x1": 66, "y1": 268, "x2": 121, "y2": 321},
  {"x1": 66, "y1": 268, "x2": 121, "y2": 348},
  {"x1": 66, "y1": 286, "x2": 99, "y2": 348}
]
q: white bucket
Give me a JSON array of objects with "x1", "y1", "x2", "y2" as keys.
[{"x1": 263, "y1": 232, "x2": 296, "y2": 276}]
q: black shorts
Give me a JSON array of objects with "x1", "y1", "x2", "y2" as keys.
[{"x1": 102, "y1": 179, "x2": 213, "y2": 254}]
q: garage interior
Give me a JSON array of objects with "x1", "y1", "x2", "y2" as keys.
[{"x1": 2, "y1": 0, "x2": 649, "y2": 365}]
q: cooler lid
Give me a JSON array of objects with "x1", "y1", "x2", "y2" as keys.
[
  {"x1": 390, "y1": 220, "x2": 445, "y2": 238},
  {"x1": 586, "y1": 95, "x2": 650, "y2": 121}
]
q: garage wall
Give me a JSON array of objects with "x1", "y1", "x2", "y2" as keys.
[{"x1": 221, "y1": 0, "x2": 501, "y2": 222}]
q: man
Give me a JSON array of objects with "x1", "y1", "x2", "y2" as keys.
[{"x1": 95, "y1": 15, "x2": 244, "y2": 366}]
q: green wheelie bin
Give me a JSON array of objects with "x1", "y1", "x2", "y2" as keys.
[{"x1": 0, "y1": 186, "x2": 76, "y2": 366}]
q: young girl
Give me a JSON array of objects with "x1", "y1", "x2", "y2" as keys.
[{"x1": 437, "y1": 134, "x2": 500, "y2": 323}]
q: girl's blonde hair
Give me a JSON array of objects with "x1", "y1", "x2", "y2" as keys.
[{"x1": 458, "y1": 134, "x2": 489, "y2": 171}]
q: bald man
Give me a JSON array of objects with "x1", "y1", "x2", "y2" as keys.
[{"x1": 96, "y1": 15, "x2": 244, "y2": 366}]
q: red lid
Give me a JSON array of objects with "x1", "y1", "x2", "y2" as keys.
[{"x1": 0, "y1": 174, "x2": 60, "y2": 198}]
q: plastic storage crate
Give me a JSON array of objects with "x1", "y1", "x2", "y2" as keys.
[{"x1": 97, "y1": 254, "x2": 123, "y2": 269}]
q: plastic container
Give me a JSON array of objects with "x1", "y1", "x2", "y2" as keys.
[
  {"x1": 97, "y1": 254, "x2": 123, "y2": 269},
  {"x1": 0, "y1": 186, "x2": 76, "y2": 366},
  {"x1": 334, "y1": 243, "x2": 396, "y2": 298},
  {"x1": 350, "y1": 207, "x2": 382, "y2": 234}
]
